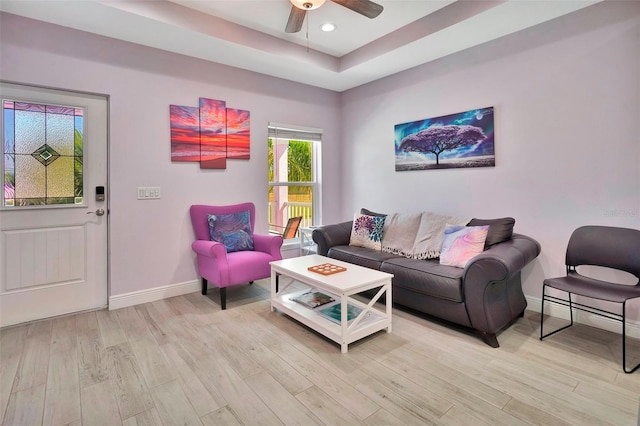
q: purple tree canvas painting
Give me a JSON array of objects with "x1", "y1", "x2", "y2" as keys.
[{"x1": 395, "y1": 107, "x2": 495, "y2": 171}]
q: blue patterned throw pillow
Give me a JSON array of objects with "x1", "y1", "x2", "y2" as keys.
[
  {"x1": 349, "y1": 213, "x2": 386, "y2": 251},
  {"x1": 207, "y1": 211, "x2": 254, "y2": 252}
]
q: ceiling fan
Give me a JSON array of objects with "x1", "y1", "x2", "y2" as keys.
[{"x1": 285, "y1": 0, "x2": 384, "y2": 33}]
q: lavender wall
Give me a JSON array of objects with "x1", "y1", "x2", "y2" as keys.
[
  {"x1": 340, "y1": 2, "x2": 640, "y2": 316},
  {"x1": 0, "y1": 13, "x2": 342, "y2": 296},
  {"x1": 1, "y1": 2, "x2": 639, "y2": 325}
]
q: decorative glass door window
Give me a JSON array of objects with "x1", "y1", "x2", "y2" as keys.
[{"x1": 3, "y1": 100, "x2": 84, "y2": 207}]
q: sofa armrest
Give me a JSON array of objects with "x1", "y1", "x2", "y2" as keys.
[
  {"x1": 462, "y1": 233, "x2": 541, "y2": 333},
  {"x1": 312, "y1": 221, "x2": 353, "y2": 256}
]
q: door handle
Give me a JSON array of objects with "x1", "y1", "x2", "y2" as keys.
[{"x1": 87, "y1": 208, "x2": 105, "y2": 216}]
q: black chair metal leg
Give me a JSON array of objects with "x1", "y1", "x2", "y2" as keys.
[
  {"x1": 622, "y1": 301, "x2": 640, "y2": 374},
  {"x1": 540, "y1": 287, "x2": 575, "y2": 341},
  {"x1": 540, "y1": 284, "x2": 546, "y2": 340},
  {"x1": 542, "y1": 290, "x2": 639, "y2": 373},
  {"x1": 220, "y1": 287, "x2": 227, "y2": 310},
  {"x1": 201, "y1": 278, "x2": 208, "y2": 295},
  {"x1": 569, "y1": 292, "x2": 574, "y2": 325}
]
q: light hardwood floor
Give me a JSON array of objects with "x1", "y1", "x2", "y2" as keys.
[{"x1": 1, "y1": 279, "x2": 639, "y2": 426}]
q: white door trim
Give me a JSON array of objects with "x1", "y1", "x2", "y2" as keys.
[{"x1": 0, "y1": 80, "x2": 110, "y2": 327}]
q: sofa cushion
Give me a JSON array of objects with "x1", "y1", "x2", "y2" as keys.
[
  {"x1": 380, "y1": 257, "x2": 464, "y2": 302},
  {"x1": 468, "y1": 217, "x2": 515, "y2": 247},
  {"x1": 328, "y1": 245, "x2": 400, "y2": 270}
]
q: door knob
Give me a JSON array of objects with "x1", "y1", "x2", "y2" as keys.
[{"x1": 87, "y1": 208, "x2": 105, "y2": 216}]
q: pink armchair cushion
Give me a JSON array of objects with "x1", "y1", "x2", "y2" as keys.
[{"x1": 207, "y1": 211, "x2": 254, "y2": 252}]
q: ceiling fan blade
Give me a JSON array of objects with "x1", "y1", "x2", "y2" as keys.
[
  {"x1": 285, "y1": 6, "x2": 306, "y2": 33},
  {"x1": 330, "y1": 0, "x2": 383, "y2": 19}
]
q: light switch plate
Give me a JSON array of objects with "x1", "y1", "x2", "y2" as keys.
[{"x1": 137, "y1": 187, "x2": 161, "y2": 199}]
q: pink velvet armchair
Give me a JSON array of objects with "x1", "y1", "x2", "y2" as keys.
[{"x1": 190, "y1": 203, "x2": 283, "y2": 309}]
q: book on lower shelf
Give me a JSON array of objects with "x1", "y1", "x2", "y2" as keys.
[
  {"x1": 317, "y1": 303, "x2": 366, "y2": 325},
  {"x1": 290, "y1": 291, "x2": 335, "y2": 309}
]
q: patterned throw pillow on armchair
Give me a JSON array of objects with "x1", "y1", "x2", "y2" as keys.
[{"x1": 207, "y1": 211, "x2": 254, "y2": 252}]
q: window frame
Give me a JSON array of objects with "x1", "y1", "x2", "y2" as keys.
[{"x1": 268, "y1": 123, "x2": 322, "y2": 240}]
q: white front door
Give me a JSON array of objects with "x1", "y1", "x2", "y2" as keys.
[{"x1": 0, "y1": 82, "x2": 108, "y2": 327}]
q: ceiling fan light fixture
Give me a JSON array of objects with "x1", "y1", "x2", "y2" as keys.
[
  {"x1": 290, "y1": 0, "x2": 326, "y2": 10},
  {"x1": 320, "y1": 23, "x2": 336, "y2": 32}
]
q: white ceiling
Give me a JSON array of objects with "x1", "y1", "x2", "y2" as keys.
[{"x1": 0, "y1": 0, "x2": 601, "y2": 92}]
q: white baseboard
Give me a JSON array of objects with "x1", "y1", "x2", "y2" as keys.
[
  {"x1": 526, "y1": 295, "x2": 640, "y2": 339},
  {"x1": 107, "y1": 282, "x2": 640, "y2": 340},
  {"x1": 109, "y1": 280, "x2": 200, "y2": 310}
]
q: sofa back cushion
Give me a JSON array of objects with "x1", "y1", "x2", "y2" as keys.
[
  {"x1": 467, "y1": 217, "x2": 515, "y2": 247},
  {"x1": 381, "y1": 211, "x2": 471, "y2": 259},
  {"x1": 380, "y1": 212, "x2": 423, "y2": 257},
  {"x1": 360, "y1": 208, "x2": 387, "y2": 218}
]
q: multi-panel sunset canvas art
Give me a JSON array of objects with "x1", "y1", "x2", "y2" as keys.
[
  {"x1": 170, "y1": 105, "x2": 200, "y2": 162},
  {"x1": 226, "y1": 108, "x2": 250, "y2": 160},
  {"x1": 199, "y1": 98, "x2": 227, "y2": 169},
  {"x1": 170, "y1": 97, "x2": 250, "y2": 169}
]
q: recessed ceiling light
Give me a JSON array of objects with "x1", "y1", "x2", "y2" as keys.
[{"x1": 320, "y1": 23, "x2": 336, "y2": 32}]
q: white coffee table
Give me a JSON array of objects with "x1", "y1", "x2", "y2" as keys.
[{"x1": 270, "y1": 254, "x2": 393, "y2": 353}]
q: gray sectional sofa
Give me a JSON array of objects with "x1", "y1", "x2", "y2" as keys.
[{"x1": 312, "y1": 211, "x2": 541, "y2": 347}]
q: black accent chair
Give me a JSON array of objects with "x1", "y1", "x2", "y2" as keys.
[{"x1": 540, "y1": 225, "x2": 640, "y2": 373}]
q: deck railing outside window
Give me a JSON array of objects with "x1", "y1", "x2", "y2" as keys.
[{"x1": 268, "y1": 201, "x2": 312, "y2": 237}]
